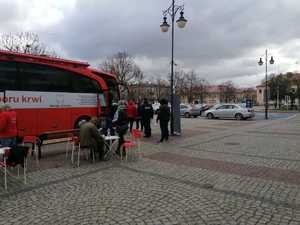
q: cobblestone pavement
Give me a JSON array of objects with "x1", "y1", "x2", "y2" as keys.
[{"x1": 1, "y1": 114, "x2": 300, "y2": 224}]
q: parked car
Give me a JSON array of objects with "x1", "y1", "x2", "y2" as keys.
[
  {"x1": 180, "y1": 104, "x2": 201, "y2": 118},
  {"x1": 194, "y1": 104, "x2": 210, "y2": 116},
  {"x1": 204, "y1": 103, "x2": 255, "y2": 120}
]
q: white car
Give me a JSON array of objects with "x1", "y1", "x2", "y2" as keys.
[{"x1": 204, "y1": 103, "x2": 255, "y2": 120}]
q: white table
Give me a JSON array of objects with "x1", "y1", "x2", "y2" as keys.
[{"x1": 103, "y1": 135, "x2": 119, "y2": 160}]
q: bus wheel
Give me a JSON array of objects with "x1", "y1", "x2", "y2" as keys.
[{"x1": 74, "y1": 116, "x2": 90, "y2": 129}]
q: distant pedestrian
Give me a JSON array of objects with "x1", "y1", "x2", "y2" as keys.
[
  {"x1": 0, "y1": 104, "x2": 17, "y2": 148},
  {"x1": 156, "y1": 99, "x2": 170, "y2": 142},
  {"x1": 127, "y1": 100, "x2": 137, "y2": 132},
  {"x1": 141, "y1": 98, "x2": 154, "y2": 138},
  {"x1": 136, "y1": 101, "x2": 144, "y2": 131}
]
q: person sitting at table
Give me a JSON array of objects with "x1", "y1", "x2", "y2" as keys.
[{"x1": 79, "y1": 117, "x2": 105, "y2": 161}]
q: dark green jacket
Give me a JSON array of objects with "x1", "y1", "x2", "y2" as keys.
[{"x1": 79, "y1": 121, "x2": 103, "y2": 148}]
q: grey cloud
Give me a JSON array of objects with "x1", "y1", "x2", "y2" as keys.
[{"x1": 2, "y1": 0, "x2": 300, "y2": 86}]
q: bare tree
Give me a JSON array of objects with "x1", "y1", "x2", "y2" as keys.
[
  {"x1": 174, "y1": 70, "x2": 186, "y2": 97},
  {"x1": 185, "y1": 70, "x2": 198, "y2": 103},
  {"x1": 195, "y1": 78, "x2": 209, "y2": 104},
  {"x1": 0, "y1": 32, "x2": 56, "y2": 56},
  {"x1": 220, "y1": 81, "x2": 237, "y2": 103},
  {"x1": 102, "y1": 51, "x2": 142, "y2": 87},
  {"x1": 152, "y1": 77, "x2": 168, "y2": 100}
]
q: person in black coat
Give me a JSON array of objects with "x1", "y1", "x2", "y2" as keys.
[
  {"x1": 114, "y1": 101, "x2": 128, "y2": 156},
  {"x1": 156, "y1": 98, "x2": 170, "y2": 142},
  {"x1": 141, "y1": 98, "x2": 154, "y2": 137},
  {"x1": 135, "y1": 101, "x2": 144, "y2": 131}
]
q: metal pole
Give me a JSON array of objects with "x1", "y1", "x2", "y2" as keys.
[
  {"x1": 265, "y1": 49, "x2": 268, "y2": 119},
  {"x1": 170, "y1": 0, "x2": 175, "y2": 135},
  {"x1": 277, "y1": 85, "x2": 279, "y2": 109}
]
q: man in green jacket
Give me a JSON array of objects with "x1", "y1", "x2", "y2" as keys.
[{"x1": 79, "y1": 117, "x2": 104, "y2": 161}]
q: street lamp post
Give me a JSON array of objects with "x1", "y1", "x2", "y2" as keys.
[
  {"x1": 160, "y1": 0, "x2": 187, "y2": 135},
  {"x1": 258, "y1": 49, "x2": 274, "y2": 120}
]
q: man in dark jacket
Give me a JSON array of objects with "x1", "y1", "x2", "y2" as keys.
[
  {"x1": 141, "y1": 98, "x2": 154, "y2": 138},
  {"x1": 114, "y1": 101, "x2": 128, "y2": 156},
  {"x1": 80, "y1": 117, "x2": 104, "y2": 160},
  {"x1": 156, "y1": 98, "x2": 170, "y2": 142},
  {"x1": 136, "y1": 101, "x2": 144, "y2": 131}
]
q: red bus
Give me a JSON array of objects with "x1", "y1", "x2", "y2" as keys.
[{"x1": 0, "y1": 50, "x2": 119, "y2": 137}]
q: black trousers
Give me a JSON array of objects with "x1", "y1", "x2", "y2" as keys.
[
  {"x1": 143, "y1": 118, "x2": 151, "y2": 137},
  {"x1": 160, "y1": 120, "x2": 169, "y2": 141},
  {"x1": 128, "y1": 118, "x2": 135, "y2": 132},
  {"x1": 136, "y1": 118, "x2": 143, "y2": 131},
  {"x1": 86, "y1": 140, "x2": 104, "y2": 161},
  {"x1": 117, "y1": 133, "x2": 125, "y2": 153}
]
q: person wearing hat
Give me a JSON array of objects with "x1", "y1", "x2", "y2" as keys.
[
  {"x1": 0, "y1": 104, "x2": 17, "y2": 148},
  {"x1": 141, "y1": 98, "x2": 154, "y2": 138},
  {"x1": 79, "y1": 117, "x2": 105, "y2": 161},
  {"x1": 156, "y1": 98, "x2": 170, "y2": 142}
]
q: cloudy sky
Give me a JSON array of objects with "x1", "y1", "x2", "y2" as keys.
[{"x1": 1, "y1": 0, "x2": 300, "y2": 87}]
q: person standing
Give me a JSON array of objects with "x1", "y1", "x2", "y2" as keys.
[
  {"x1": 0, "y1": 105, "x2": 17, "y2": 148},
  {"x1": 127, "y1": 100, "x2": 137, "y2": 132},
  {"x1": 156, "y1": 99, "x2": 170, "y2": 142},
  {"x1": 114, "y1": 101, "x2": 128, "y2": 156},
  {"x1": 103, "y1": 102, "x2": 117, "y2": 136},
  {"x1": 141, "y1": 98, "x2": 154, "y2": 138},
  {"x1": 136, "y1": 101, "x2": 144, "y2": 131},
  {"x1": 79, "y1": 117, "x2": 105, "y2": 161}
]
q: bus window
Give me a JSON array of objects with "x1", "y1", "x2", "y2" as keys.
[
  {"x1": 103, "y1": 78, "x2": 119, "y2": 105},
  {"x1": 0, "y1": 61, "x2": 18, "y2": 91},
  {"x1": 18, "y1": 62, "x2": 72, "y2": 92},
  {"x1": 18, "y1": 62, "x2": 103, "y2": 94},
  {"x1": 72, "y1": 75, "x2": 102, "y2": 93}
]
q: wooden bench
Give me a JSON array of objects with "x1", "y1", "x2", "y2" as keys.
[{"x1": 37, "y1": 129, "x2": 79, "y2": 159}]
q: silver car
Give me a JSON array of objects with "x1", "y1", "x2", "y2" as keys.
[
  {"x1": 180, "y1": 104, "x2": 201, "y2": 118},
  {"x1": 204, "y1": 103, "x2": 255, "y2": 120}
]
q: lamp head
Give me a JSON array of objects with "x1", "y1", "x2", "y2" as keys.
[
  {"x1": 160, "y1": 17, "x2": 170, "y2": 32},
  {"x1": 258, "y1": 58, "x2": 263, "y2": 66},
  {"x1": 269, "y1": 56, "x2": 274, "y2": 64},
  {"x1": 176, "y1": 11, "x2": 187, "y2": 28}
]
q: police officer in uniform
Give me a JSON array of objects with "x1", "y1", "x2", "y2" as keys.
[
  {"x1": 141, "y1": 98, "x2": 154, "y2": 137},
  {"x1": 156, "y1": 98, "x2": 170, "y2": 142}
]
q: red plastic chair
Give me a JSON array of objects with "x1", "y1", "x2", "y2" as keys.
[
  {"x1": 70, "y1": 136, "x2": 79, "y2": 165},
  {"x1": 0, "y1": 148, "x2": 11, "y2": 190},
  {"x1": 69, "y1": 136, "x2": 95, "y2": 167},
  {"x1": 0, "y1": 147, "x2": 28, "y2": 190},
  {"x1": 121, "y1": 129, "x2": 142, "y2": 161},
  {"x1": 22, "y1": 136, "x2": 39, "y2": 166},
  {"x1": 65, "y1": 133, "x2": 76, "y2": 159}
]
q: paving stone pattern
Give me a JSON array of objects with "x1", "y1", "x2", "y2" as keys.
[{"x1": 0, "y1": 114, "x2": 300, "y2": 224}]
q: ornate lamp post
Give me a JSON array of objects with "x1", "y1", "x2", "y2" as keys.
[
  {"x1": 258, "y1": 49, "x2": 274, "y2": 120},
  {"x1": 160, "y1": 0, "x2": 187, "y2": 134}
]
